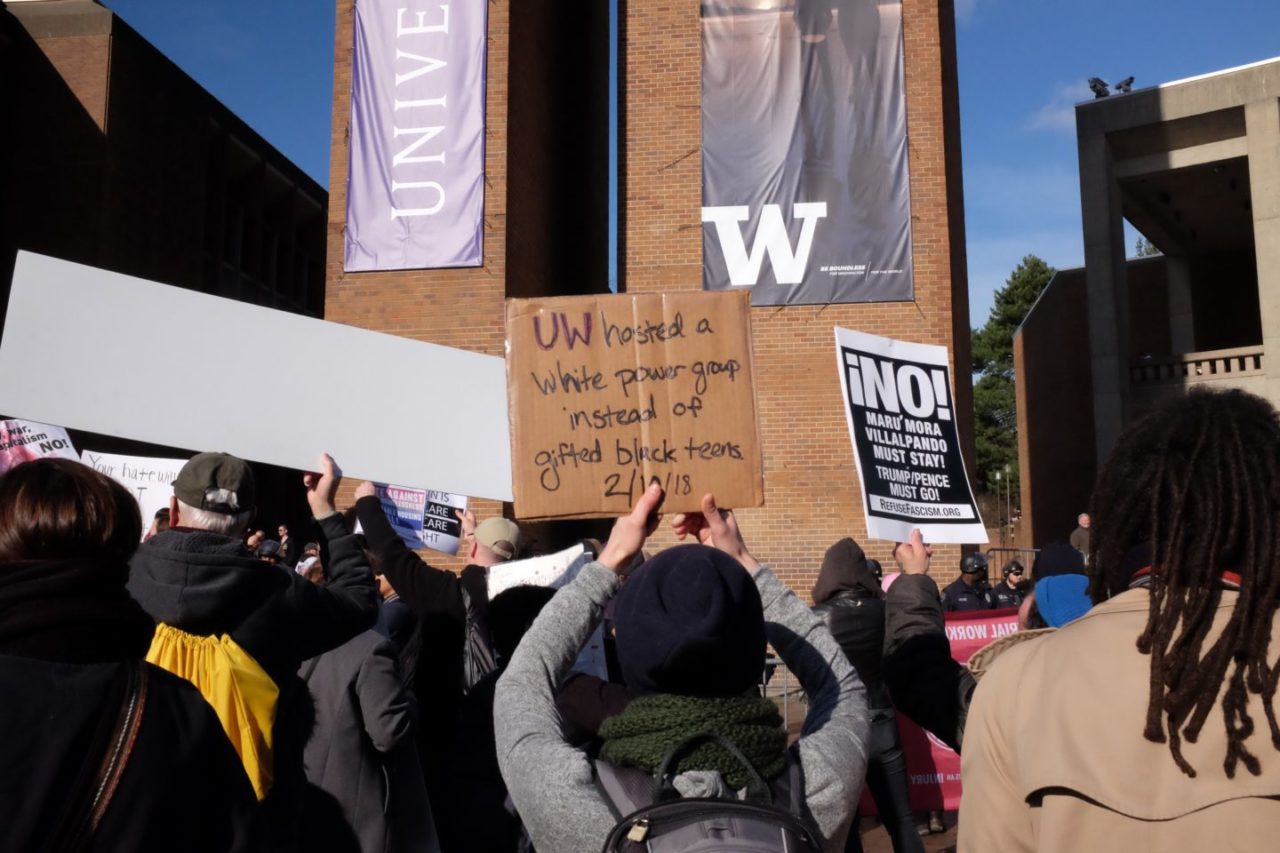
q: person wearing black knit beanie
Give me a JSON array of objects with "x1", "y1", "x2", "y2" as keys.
[{"x1": 495, "y1": 486, "x2": 869, "y2": 853}]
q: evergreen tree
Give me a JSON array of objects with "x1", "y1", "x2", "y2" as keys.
[
  {"x1": 971, "y1": 255, "x2": 1055, "y2": 491},
  {"x1": 1134, "y1": 236, "x2": 1161, "y2": 257}
]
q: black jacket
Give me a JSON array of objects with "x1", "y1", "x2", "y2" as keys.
[
  {"x1": 445, "y1": 667, "x2": 632, "y2": 853},
  {"x1": 300, "y1": 631, "x2": 435, "y2": 853},
  {"x1": 128, "y1": 515, "x2": 379, "y2": 689},
  {"x1": 374, "y1": 596, "x2": 418, "y2": 656},
  {"x1": 882, "y1": 573, "x2": 976, "y2": 753},
  {"x1": 810, "y1": 538, "x2": 892, "y2": 710},
  {"x1": 279, "y1": 536, "x2": 300, "y2": 568},
  {"x1": 0, "y1": 655, "x2": 263, "y2": 852},
  {"x1": 989, "y1": 582, "x2": 1023, "y2": 610},
  {"x1": 941, "y1": 577, "x2": 992, "y2": 612},
  {"x1": 353, "y1": 494, "x2": 495, "y2": 847},
  {"x1": 813, "y1": 593, "x2": 891, "y2": 710},
  {"x1": 445, "y1": 669, "x2": 521, "y2": 852},
  {"x1": 353, "y1": 494, "x2": 492, "y2": 697},
  {"x1": 128, "y1": 514, "x2": 379, "y2": 850}
]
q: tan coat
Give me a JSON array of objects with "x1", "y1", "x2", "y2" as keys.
[{"x1": 959, "y1": 589, "x2": 1280, "y2": 852}]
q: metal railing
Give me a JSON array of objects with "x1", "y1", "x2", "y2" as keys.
[
  {"x1": 984, "y1": 547, "x2": 1039, "y2": 569},
  {"x1": 1130, "y1": 345, "x2": 1264, "y2": 387},
  {"x1": 762, "y1": 656, "x2": 801, "y2": 726}
]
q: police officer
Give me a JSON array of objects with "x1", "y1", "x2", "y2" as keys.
[
  {"x1": 989, "y1": 560, "x2": 1025, "y2": 609},
  {"x1": 941, "y1": 553, "x2": 993, "y2": 611}
]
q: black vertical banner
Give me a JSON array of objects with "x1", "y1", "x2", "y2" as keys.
[{"x1": 702, "y1": 0, "x2": 914, "y2": 305}]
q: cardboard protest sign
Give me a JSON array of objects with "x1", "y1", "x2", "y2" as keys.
[
  {"x1": 0, "y1": 252, "x2": 512, "y2": 501},
  {"x1": 506, "y1": 292, "x2": 763, "y2": 519},
  {"x1": 487, "y1": 542, "x2": 606, "y2": 678},
  {"x1": 0, "y1": 419, "x2": 78, "y2": 475},
  {"x1": 367, "y1": 483, "x2": 467, "y2": 555},
  {"x1": 80, "y1": 451, "x2": 186, "y2": 540},
  {"x1": 834, "y1": 327, "x2": 987, "y2": 544}
]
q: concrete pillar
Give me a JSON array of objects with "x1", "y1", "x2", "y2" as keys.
[
  {"x1": 1166, "y1": 256, "x2": 1196, "y2": 353},
  {"x1": 1246, "y1": 97, "x2": 1280, "y2": 408},
  {"x1": 1078, "y1": 129, "x2": 1131, "y2": 461}
]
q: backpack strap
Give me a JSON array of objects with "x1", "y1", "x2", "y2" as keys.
[
  {"x1": 594, "y1": 759, "x2": 655, "y2": 821},
  {"x1": 87, "y1": 661, "x2": 148, "y2": 831},
  {"x1": 773, "y1": 748, "x2": 807, "y2": 820},
  {"x1": 597, "y1": 736, "x2": 802, "y2": 823},
  {"x1": 653, "y1": 732, "x2": 773, "y2": 805},
  {"x1": 45, "y1": 659, "x2": 149, "y2": 853}
]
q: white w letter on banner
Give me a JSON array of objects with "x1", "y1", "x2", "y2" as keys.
[{"x1": 701, "y1": 203, "x2": 827, "y2": 286}]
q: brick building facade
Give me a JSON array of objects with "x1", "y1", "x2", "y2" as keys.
[
  {"x1": 1, "y1": 0, "x2": 327, "y2": 318},
  {"x1": 326, "y1": 0, "x2": 973, "y2": 592},
  {"x1": 1, "y1": 0, "x2": 330, "y2": 538}
]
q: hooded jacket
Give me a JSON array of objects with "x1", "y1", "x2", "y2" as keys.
[
  {"x1": 811, "y1": 538, "x2": 891, "y2": 710},
  {"x1": 128, "y1": 515, "x2": 378, "y2": 688},
  {"x1": 128, "y1": 513, "x2": 379, "y2": 850}
]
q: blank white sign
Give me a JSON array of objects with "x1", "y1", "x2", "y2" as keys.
[{"x1": 0, "y1": 252, "x2": 514, "y2": 501}]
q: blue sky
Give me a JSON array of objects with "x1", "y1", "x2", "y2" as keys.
[
  {"x1": 957, "y1": 0, "x2": 1280, "y2": 323},
  {"x1": 104, "y1": 0, "x2": 1280, "y2": 328}
]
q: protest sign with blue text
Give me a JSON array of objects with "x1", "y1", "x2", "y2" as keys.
[{"x1": 369, "y1": 483, "x2": 467, "y2": 556}]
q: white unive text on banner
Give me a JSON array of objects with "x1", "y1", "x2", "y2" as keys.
[{"x1": 344, "y1": 0, "x2": 488, "y2": 271}]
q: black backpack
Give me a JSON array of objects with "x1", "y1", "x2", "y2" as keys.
[{"x1": 594, "y1": 733, "x2": 823, "y2": 852}]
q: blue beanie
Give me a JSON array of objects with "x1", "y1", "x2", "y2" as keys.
[
  {"x1": 612, "y1": 544, "x2": 765, "y2": 697},
  {"x1": 1035, "y1": 574, "x2": 1092, "y2": 627}
]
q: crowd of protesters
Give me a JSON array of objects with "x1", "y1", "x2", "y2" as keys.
[{"x1": 2, "y1": 387, "x2": 1280, "y2": 851}]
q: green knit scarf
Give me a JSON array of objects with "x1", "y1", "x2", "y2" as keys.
[{"x1": 597, "y1": 693, "x2": 787, "y2": 790}]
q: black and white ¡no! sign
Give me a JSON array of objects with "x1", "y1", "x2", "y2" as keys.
[{"x1": 834, "y1": 327, "x2": 987, "y2": 544}]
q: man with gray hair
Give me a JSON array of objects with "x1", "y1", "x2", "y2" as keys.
[
  {"x1": 128, "y1": 451, "x2": 379, "y2": 849},
  {"x1": 1070, "y1": 512, "x2": 1091, "y2": 559}
]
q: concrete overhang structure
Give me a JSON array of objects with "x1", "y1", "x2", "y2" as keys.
[{"x1": 1015, "y1": 58, "x2": 1280, "y2": 546}]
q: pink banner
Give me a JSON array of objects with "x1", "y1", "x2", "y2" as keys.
[{"x1": 859, "y1": 607, "x2": 1019, "y2": 814}]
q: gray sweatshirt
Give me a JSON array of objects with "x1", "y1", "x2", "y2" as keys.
[{"x1": 494, "y1": 561, "x2": 868, "y2": 853}]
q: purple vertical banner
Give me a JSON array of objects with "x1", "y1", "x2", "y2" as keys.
[{"x1": 344, "y1": 0, "x2": 487, "y2": 272}]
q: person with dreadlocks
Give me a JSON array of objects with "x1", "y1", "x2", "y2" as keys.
[
  {"x1": 494, "y1": 485, "x2": 868, "y2": 852},
  {"x1": 958, "y1": 388, "x2": 1280, "y2": 851}
]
